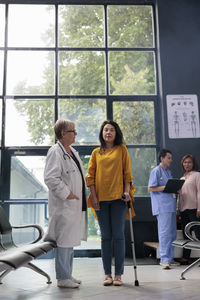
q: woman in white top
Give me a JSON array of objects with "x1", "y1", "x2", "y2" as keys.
[
  {"x1": 44, "y1": 120, "x2": 88, "y2": 288},
  {"x1": 178, "y1": 154, "x2": 200, "y2": 265}
]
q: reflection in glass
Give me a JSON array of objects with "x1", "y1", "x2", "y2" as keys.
[
  {"x1": 10, "y1": 204, "x2": 48, "y2": 245},
  {"x1": 59, "y1": 5, "x2": 104, "y2": 47},
  {"x1": 59, "y1": 98, "x2": 106, "y2": 145},
  {"x1": 59, "y1": 51, "x2": 105, "y2": 95},
  {"x1": 10, "y1": 156, "x2": 47, "y2": 200},
  {"x1": 76, "y1": 154, "x2": 100, "y2": 250},
  {"x1": 0, "y1": 4, "x2": 5, "y2": 46},
  {"x1": 128, "y1": 148, "x2": 157, "y2": 196},
  {"x1": 113, "y1": 101, "x2": 155, "y2": 144},
  {"x1": 10, "y1": 154, "x2": 100, "y2": 247},
  {"x1": 5, "y1": 98, "x2": 54, "y2": 146},
  {"x1": 108, "y1": 5, "x2": 154, "y2": 48},
  {"x1": 6, "y1": 51, "x2": 55, "y2": 95},
  {"x1": 109, "y1": 51, "x2": 156, "y2": 95},
  {"x1": 8, "y1": 5, "x2": 55, "y2": 47},
  {"x1": 79, "y1": 154, "x2": 90, "y2": 178},
  {"x1": 0, "y1": 52, "x2": 3, "y2": 95}
]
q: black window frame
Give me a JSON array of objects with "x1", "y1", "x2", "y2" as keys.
[{"x1": 0, "y1": 0, "x2": 161, "y2": 206}]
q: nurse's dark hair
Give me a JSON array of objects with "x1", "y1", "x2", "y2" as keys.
[
  {"x1": 54, "y1": 119, "x2": 75, "y2": 140},
  {"x1": 181, "y1": 154, "x2": 199, "y2": 171},
  {"x1": 99, "y1": 120, "x2": 124, "y2": 150},
  {"x1": 158, "y1": 149, "x2": 172, "y2": 162}
]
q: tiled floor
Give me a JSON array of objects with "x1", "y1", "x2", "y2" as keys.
[{"x1": 1, "y1": 257, "x2": 200, "y2": 300}]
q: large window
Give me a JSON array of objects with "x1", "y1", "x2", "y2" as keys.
[{"x1": 0, "y1": 1, "x2": 159, "y2": 251}]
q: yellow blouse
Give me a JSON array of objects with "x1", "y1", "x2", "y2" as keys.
[
  {"x1": 86, "y1": 144, "x2": 133, "y2": 201},
  {"x1": 86, "y1": 144, "x2": 136, "y2": 219}
]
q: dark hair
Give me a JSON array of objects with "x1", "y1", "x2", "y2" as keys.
[
  {"x1": 158, "y1": 149, "x2": 172, "y2": 162},
  {"x1": 99, "y1": 120, "x2": 124, "y2": 150},
  {"x1": 181, "y1": 154, "x2": 199, "y2": 171}
]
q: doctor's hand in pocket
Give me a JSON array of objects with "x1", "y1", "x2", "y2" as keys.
[{"x1": 67, "y1": 192, "x2": 79, "y2": 200}]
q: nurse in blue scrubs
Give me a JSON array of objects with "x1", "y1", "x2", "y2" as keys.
[{"x1": 148, "y1": 149, "x2": 177, "y2": 269}]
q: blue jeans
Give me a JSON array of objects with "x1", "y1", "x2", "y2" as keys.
[
  {"x1": 55, "y1": 247, "x2": 74, "y2": 280},
  {"x1": 96, "y1": 199, "x2": 127, "y2": 275}
]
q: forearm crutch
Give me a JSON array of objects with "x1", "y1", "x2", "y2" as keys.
[{"x1": 122, "y1": 193, "x2": 139, "y2": 286}]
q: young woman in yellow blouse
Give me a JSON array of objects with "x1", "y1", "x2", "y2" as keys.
[{"x1": 86, "y1": 120, "x2": 134, "y2": 286}]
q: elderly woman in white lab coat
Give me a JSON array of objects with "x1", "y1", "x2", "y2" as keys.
[{"x1": 44, "y1": 119, "x2": 87, "y2": 288}]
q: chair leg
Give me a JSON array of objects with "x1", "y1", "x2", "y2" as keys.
[
  {"x1": 24, "y1": 262, "x2": 52, "y2": 284},
  {"x1": 0, "y1": 268, "x2": 14, "y2": 284},
  {"x1": 180, "y1": 258, "x2": 200, "y2": 280}
]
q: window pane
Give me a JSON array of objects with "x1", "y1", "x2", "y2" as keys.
[
  {"x1": 8, "y1": 5, "x2": 55, "y2": 47},
  {"x1": 10, "y1": 204, "x2": 48, "y2": 245},
  {"x1": 5, "y1": 98, "x2": 54, "y2": 146},
  {"x1": 6, "y1": 51, "x2": 55, "y2": 95},
  {"x1": 10, "y1": 156, "x2": 47, "y2": 200},
  {"x1": 113, "y1": 101, "x2": 155, "y2": 144},
  {"x1": 109, "y1": 51, "x2": 156, "y2": 95},
  {"x1": 58, "y1": 98, "x2": 106, "y2": 144},
  {"x1": 59, "y1": 51, "x2": 105, "y2": 95},
  {"x1": 0, "y1": 52, "x2": 3, "y2": 95},
  {"x1": 108, "y1": 5, "x2": 154, "y2": 48},
  {"x1": 129, "y1": 148, "x2": 157, "y2": 196},
  {"x1": 58, "y1": 5, "x2": 104, "y2": 47},
  {"x1": 0, "y1": 4, "x2": 5, "y2": 46}
]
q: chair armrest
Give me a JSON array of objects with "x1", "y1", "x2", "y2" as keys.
[
  {"x1": 185, "y1": 221, "x2": 200, "y2": 242},
  {"x1": 12, "y1": 224, "x2": 44, "y2": 244}
]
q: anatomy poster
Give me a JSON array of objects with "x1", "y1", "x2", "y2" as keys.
[{"x1": 166, "y1": 94, "x2": 200, "y2": 139}]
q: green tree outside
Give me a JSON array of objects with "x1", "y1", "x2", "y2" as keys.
[{"x1": 13, "y1": 4, "x2": 157, "y2": 236}]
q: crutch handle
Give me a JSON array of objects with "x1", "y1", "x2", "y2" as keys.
[{"x1": 121, "y1": 194, "x2": 131, "y2": 208}]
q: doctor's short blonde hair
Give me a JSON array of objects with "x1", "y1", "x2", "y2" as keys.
[{"x1": 54, "y1": 119, "x2": 75, "y2": 140}]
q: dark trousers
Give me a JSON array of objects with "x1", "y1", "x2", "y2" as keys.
[
  {"x1": 95, "y1": 199, "x2": 127, "y2": 275},
  {"x1": 180, "y1": 209, "x2": 200, "y2": 259}
]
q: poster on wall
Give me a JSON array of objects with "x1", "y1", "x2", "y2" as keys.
[{"x1": 166, "y1": 94, "x2": 200, "y2": 139}]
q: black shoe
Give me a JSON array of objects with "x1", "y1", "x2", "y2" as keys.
[{"x1": 178, "y1": 258, "x2": 189, "y2": 265}]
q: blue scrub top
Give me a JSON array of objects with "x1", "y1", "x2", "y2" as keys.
[{"x1": 148, "y1": 165, "x2": 176, "y2": 216}]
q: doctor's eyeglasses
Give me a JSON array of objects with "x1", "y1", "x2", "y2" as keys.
[{"x1": 64, "y1": 130, "x2": 77, "y2": 135}]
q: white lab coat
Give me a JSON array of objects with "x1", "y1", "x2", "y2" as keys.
[{"x1": 44, "y1": 141, "x2": 88, "y2": 247}]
